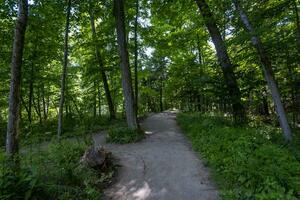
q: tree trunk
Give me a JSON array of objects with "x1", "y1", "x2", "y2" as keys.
[
  {"x1": 196, "y1": 33, "x2": 203, "y2": 65},
  {"x1": 233, "y1": 0, "x2": 293, "y2": 141},
  {"x1": 114, "y1": 0, "x2": 138, "y2": 129},
  {"x1": 42, "y1": 83, "x2": 47, "y2": 121},
  {"x1": 6, "y1": 0, "x2": 28, "y2": 156},
  {"x1": 134, "y1": 0, "x2": 139, "y2": 117},
  {"x1": 28, "y1": 61, "x2": 34, "y2": 124},
  {"x1": 70, "y1": 97, "x2": 83, "y2": 119},
  {"x1": 159, "y1": 78, "x2": 163, "y2": 112},
  {"x1": 98, "y1": 82, "x2": 101, "y2": 116},
  {"x1": 57, "y1": 0, "x2": 71, "y2": 138},
  {"x1": 93, "y1": 81, "x2": 97, "y2": 118},
  {"x1": 262, "y1": 94, "x2": 270, "y2": 116},
  {"x1": 34, "y1": 88, "x2": 42, "y2": 124},
  {"x1": 89, "y1": 10, "x2": 116, "y2": 119},
  {"x1": 195, "y1": 0, "x2": 245, "y2": 122}
]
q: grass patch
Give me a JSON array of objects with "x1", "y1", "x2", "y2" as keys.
[
  {"x1": 106, "y1": 125, "x2": 144, "y2": 144},
  {"x1": 0, "y1": 139, "x2": 116, "y2": 200},
  {"x1": 177, "y1": 113, "x2": 300, "y2": 200}
]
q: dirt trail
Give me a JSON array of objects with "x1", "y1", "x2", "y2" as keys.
[{"x1": 93, "y1": 111, "x2": 218, "y2": 200}]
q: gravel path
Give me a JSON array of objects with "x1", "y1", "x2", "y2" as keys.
[{"x1": 93, "y1": 111, "x2": 218, "y2": 200}]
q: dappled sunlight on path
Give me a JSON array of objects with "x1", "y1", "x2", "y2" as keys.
[{"x1": 93, "y1": 111, "x2": 218, "y2": 200}]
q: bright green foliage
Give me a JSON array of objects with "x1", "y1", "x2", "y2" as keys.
[
  {"x1": 107, "y1": 126, "x2": 144, "y2": 144},
  {"x1": 1, "y1": 0, "x2": 300, "y2": 197},
  {"x1": 178, "y1": 113, "x2": 300, "y2": 199},
  {"x1": 1, "y1": 0, "x2": 299, "y2": 143},
  {"x1": 18, "y1": 115, "x2": 125, "y2": 146},
  {"x1": 0, "y1": 140, "x2": 116, "y2": 199}
]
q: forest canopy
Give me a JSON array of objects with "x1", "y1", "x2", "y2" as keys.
[
  {"x1": 0, "y1": 0, "x2": 299, "y2": 149},
  {"x1": 0, "y1": 0, "x2": 300, "y2": 199}
]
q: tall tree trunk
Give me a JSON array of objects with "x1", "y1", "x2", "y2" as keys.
[
  {"x1": 98, "y1": 82, "x2": 101, "y2": 116},
  {"x1": 46, "y1": 89, "x2": 50, "y2": 118},
  {"x1": 159, "y1": 78, "x2": 163, "y2": 112},
  {"x1": 134, "y1": 0, "x2": 139, "y2": 117},
  {"x1": 233, "y1": 0, "x2": 293, "y2": 141},
  {"x1": 57, "y1": 0, "x2": 71, "y2": 138},
  {"x1": 42, "y1": 83, "x2": 47, "y2": 121},
  {"x1": 114, "y1": 0, "x2": 138, "y2": 129},
  {"x1": 195, "y1": 0, "x2": 245, "y2": 122},
  {"x1": 20, "y1": 96, "x2": 29, "y2": 120},
  {"x1": 196, "y1": 33, "x2": 203, "y2": 65},
  {"x1": 89, "y1": 10, "x2": 116, "y2": 119},
  {"x1": 70, "y1": 97, "x2": 82, "y2": 119},
  {"x1": 93, "y1": 81, "x2": 97, "y2": 118},
  {"x1": 28, "y1": 62, "x2": 34, "y2": 124},
  {"x1": 6, "y1": 0, "x2": 28, "y2": 156},
  {"x1": 35, "y1": 88, "x2": 42, "y2": 124}
]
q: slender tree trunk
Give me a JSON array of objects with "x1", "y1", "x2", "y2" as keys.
[
  {"x1": 57, "y1": 0, "x2": 71, "y2": 138},
  {"x1": 195, "y1": 0, "x2": 245, "y2": 122},
  {"x1": 46, "y1": 90, "x2": 50, "y2": 117},
  {"x1": 159, "y1": 78, "x2": 163, "y2": 112},
  {"x1": 98, "y1": 82, "x2": 101, "y2": 116},
  {"x1": 134, "y1": 0, "x2": 139, "y2": 117},
  {"x1": 70, "y1": 97, "x2": 83, "y2": 119},
  {"x1": 20, "y1": 96, "x2": 29, "y2": 119},
  {"x1": 89, "y1": 11, "x2": 116, "y2": 120},
  {"x1": 196, "y1": 34, "x2": 203, "y2": 65},
  {"x1": 262, "y1": 93, "x2": 270, "y2": 116},
  {"x1": 28, "y1": 62, "x2": 34, "y2": 124},
  {"x1": 6, "y1": 0, "x2": 28, "y2": 156},
  {"x1": 233, "y1": 0, "x2": 293, "y2": 141},
  {"x1": 93, "y1": 81, "x2": 97, "y2": 118},
  {"x1": 42, "y1": 84, "x2": 47, "y2": 121},
  {"x1": 114, "y1": 0, "x2": 138, "y2": 129},
  {"x1": 36, "y1": 88, "x2": 42, "y2": 124}
]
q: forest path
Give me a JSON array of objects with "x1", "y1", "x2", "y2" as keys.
[{"x1": 93, "y1": 111, "x2": 218, "y2": 200}]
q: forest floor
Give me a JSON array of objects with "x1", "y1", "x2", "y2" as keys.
[{"x1": 93, "y1": 111, "x2": 218, "y2": 200}]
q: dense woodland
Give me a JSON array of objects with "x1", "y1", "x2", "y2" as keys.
[{"x1": 0, "y1": 0, "x2": 300, "y2": 199}]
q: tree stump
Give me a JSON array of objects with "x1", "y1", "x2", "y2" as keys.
[{"x1": 80, "y1": 146, "x2": 111, "y2": 170}]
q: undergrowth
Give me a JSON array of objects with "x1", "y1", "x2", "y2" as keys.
[
  {"x1": 106, "y1": 125, "x2": 144, "y2": 144},
  {"x1": 177, "y1": 113, "x2": 300, "y2": 200},
  {"x1": 1, "y1": 115, "x2": 125, "y2": 147},
  {"x1": 0, "y1": 140, "x2": 116, "y2": 200}
]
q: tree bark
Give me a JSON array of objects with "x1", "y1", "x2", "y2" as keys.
[
  {"x1": 114, "y1": 0, "x2": 138, "y2": 129},
  {"x1": 196, "y1": 33, "x2": 203, "y2": 65},
  {"x1": 93, "y1": 81, "x2": 97, "y2": 118},
  {"x1": 89, "y1": 10, "x2": 116, "y2": 120},
  {"x1": 42, "y1": 83, "x2": 48, "y2": 121},
  {"x1": 159, "y1": 78, "x2": 163, "y2": 112},
  {"x1": 233, "y1": 0, "x2": 293, "y2": 141},
  {"x1": 34, "y1": 88, "x2": 42, "y2": 124},
  {"x1": 195, "y1": 0, "x2": 245, "y2": 122},
  {"x1": 134, "y1": 0, "x2": 139, "y2": 117},
  {"x1": 57, "y1": 0, "x2": 71, "y2": 138},
  {"x1": 97, "y1": 82, "x2": 101, "y2": 116},
  {"x1": 6, "y1": 0, "x2": 28, "y2": 156},
  {"x1": 28, "y1": 61, "x2": 34, "y2": 124}
]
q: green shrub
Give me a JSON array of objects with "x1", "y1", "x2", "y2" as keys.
[
  {"x1": 0, "y1": 152, "x2": 47, "y2": 200},
  {"x1": 1, "y1": 139, "x2": 116, "y2": 199},
  {"x1": 14, "y1": 115, "x2": 125, "y2": 147},
  {"x1": 177, "y1": 113, "x2": 300, "y2": 200},
  {"x1": 106, "y1": 126, "x2": 144, "y2": 144}
]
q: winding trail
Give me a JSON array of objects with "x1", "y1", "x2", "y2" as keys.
[{"x1": 93, "y1": 111, "x2": 218, "y2": 200}]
